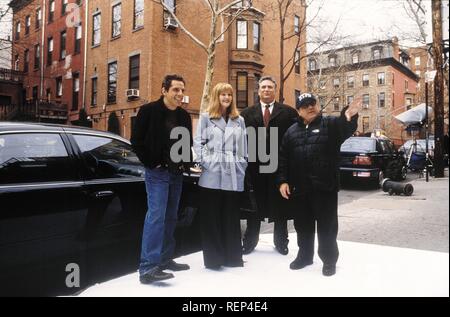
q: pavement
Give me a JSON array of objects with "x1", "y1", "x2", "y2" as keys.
[{"x1": 78, "y1": 172, "x2": 449, "y2": 297}]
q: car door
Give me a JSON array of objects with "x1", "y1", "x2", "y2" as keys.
[
  {"x1": 0, "y1": 131, "x2": 87, "y2": 296},
  {"x1": 68, "y1": 133, "x2": 147, "y2": 283}
]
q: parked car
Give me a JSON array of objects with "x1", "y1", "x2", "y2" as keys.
[
  {"x1": 0, "y1": 122, "x2": 203, "y2": 296},
  {"x1": 339, "y1": 136, "x2": 407, "y2": 187}
]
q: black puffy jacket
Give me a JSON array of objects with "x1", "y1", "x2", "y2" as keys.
[{"x1": 276, "y1": 109, "x2": 357, "y2": 193}]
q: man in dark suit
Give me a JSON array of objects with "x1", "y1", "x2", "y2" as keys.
[{"x1": 240, "y1": 76, "x2": 299, "y2": 255}]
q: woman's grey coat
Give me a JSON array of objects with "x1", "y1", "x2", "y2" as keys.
[{"x1": 194, "y1": 113, "x2": 248, "y2": 192}]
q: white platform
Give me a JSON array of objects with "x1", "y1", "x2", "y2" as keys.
[{"x1": 79, "y1": 233, "x2": 449, "y2": 297}]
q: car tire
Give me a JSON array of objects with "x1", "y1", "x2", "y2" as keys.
[{"x1": 372, "y1": 170, "x2": 383, "y2": 189}]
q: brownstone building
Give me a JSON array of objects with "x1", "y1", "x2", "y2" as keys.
[
  {"x1": 408, "y1": 45, "x2": 449, "y2": 134},
  {"x1": 83, "y1": 0, "x2": 307, "y2": 138},
  {"x1": 9, "y1": 0, "x2": 85, "y2": 123},
  {"x1": 307, "y1": 37, "x2": 419, "y2": 145}
]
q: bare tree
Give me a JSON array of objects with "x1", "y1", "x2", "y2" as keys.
[
  {"x1": 403, "y1": 0, "x2": 428, "y2": 44},
  {"x1": 156, "y1": 0, "x2": 253, "y2": 112}
]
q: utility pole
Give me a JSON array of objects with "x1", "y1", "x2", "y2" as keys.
[{"x1": 431, "y1": 0, "x2": 445, "y2": 178}]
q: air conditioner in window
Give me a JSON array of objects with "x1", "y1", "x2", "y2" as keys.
[
  {"x1": 363, "y1": 104, "x2": 369, "y2": 109},
  {"x1": 126, "y1": 89, "x2": 140, "y2": 100},
  {"x1": 164, "y1": 17, "x2": 178, "y2": 29}
]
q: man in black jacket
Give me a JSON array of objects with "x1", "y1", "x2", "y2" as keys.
[
  {"x1": 131, "y1": 74, "x2": 192, "y2": 284},
  {"x1": 241, "y1": 76, "x2": 299, "y2": 255},
  {"x1": 277, "y1": 93, "x2": 360, "y2": 276}
]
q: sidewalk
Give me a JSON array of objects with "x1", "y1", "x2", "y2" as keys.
[{"x1": 79, "y1": 173, "x2": 449, "y2": 297}]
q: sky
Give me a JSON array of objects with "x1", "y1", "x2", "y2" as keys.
[{"x1": 307, "y1": 0, "x2": 449, "y2": 51}]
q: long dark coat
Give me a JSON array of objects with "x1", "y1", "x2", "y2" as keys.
[{"x1": 240, "y1": 102, "x2": 299, "y2": 221}]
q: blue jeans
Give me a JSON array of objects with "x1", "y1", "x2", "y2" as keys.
[{"x1": 139, "y1": 167, "x2": 183, "y2": 276}]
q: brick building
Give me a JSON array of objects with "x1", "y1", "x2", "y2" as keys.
[
  {"x1": 307, "y1": 37, "x2": 419, "y2": 145},
  {"x1": 83, "y1": 0, "x2": 307, "y2": 138},
  {"x1": 408, "y1": 45, "x2": 449, "y2": 134},
  {"x1": 9, "y1": 0, "x2": 85, "y2": 124}
]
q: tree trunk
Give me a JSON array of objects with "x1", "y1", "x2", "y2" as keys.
[
  {"x1": 200, "y1": 48, "x2": 216, "y2": 113},
  {"x1": 431, "y1": 0, "x2": 445, "y2": 177}
]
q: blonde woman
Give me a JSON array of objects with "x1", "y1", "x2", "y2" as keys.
[{"x1": 193, "y1": 83, "x2": 248, "y2": 269}]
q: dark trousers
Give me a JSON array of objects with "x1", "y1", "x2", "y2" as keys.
[
  {"x1": 243, "y1": 214, "x2": 288, "y2": 248},
  {"x1": 293, "y1": 191, "x2": 339, "y2": 265},
  {"x1": 199, "y1": 187, "x2": 243, "y2": 268}
]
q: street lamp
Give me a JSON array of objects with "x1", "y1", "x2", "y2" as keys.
[{"x1": 425, "y1": 70, "x2": 437, "y2": 182}]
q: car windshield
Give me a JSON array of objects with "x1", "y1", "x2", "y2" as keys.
[{"x1": 341, "y1": 138, "x2": 376, "y2": 153}]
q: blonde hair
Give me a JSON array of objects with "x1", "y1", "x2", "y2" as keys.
[{"x1": 207, "y1": 83, "x2": 240, "y2": 120}]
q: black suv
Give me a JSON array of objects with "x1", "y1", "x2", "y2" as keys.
[
  {"x1": 339, "y1": 136, "x2": 407, "y2": 187},
  {"x1": 0, "y1": 122, "x2": 202, "y2": 296}
]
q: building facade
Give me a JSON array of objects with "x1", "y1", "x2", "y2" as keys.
[
  {"x1": 9, "y1": 0, "x2": 85, "y2": 124},
  {"x1": 83, "y1": 0, "x2": 307, "y2": 138},
  {"x1": 307, "y1": 37, "x2": 419, "y2": 145}
]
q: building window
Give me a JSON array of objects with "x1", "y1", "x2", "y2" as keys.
[
  {"x1": 72, "y1": 73, "x2": 80, "y2": 111},
  {"x1": 49, "y1": 0, "x2": 55, "y2": 23},
  {"x1": 377, "y1": 72, "x2": 385, "y2": 85},
  {"x1": 74, "y1": 25, "x2": 82, "y2": 54},
  {"x1": 36, "y1": 8, "x2": 41, "y2": 29},
  {"x1": 372, "y1": 48, "x2": 382, "y2": 60},
  {"x1": 405, "y1": 80, "x2": 409, "y2": 90},
  {"x1": 319, "y1": 80, "x2": 326, "y2": 90},
  {"x1": 236, "y1": 72, "x2": 248, "y2": 108},
  {"x1": 319, "y1": 96, "x2": 326, "y2": 109},
  {"x1": 25, "y1": 16, "x2": 30, "y2": 35},
  {"x1": 333, "y1": 97, "x2": 340, "y2": 111},
  {"x1": 163, "y1": 0, "x2": 176, "y2": 24},
  {"x1": 60, "y1": 31, "x2": 66, "y2": 60},
  {"x1": 352, "y1": 53, "x2": 359, "y2": 64},
  {"x1": 62, "y1": 0, "x2": 68, "y2": 16},
  {"x1": 294, "y1": 15, "x2": 300, "y2": 34},
  {"x1": 91, "y1": 78, "x2": 98, "y2": 106},
  {"x1": 415, "y1": 70, "x2": 421, "y2": 78},
  {"x1": 34, "y1": 44, "x2": 40, "y2": 70},
  {"x1": 14, "y1": 54, "x2": 19, "y2": 70},
  {"x1": 56, "y1": 77, "x2": 63, "y2": 97},
  {"x1": 92, "y1": 13, "x2": 101, "y2": 46},
  {"x1": 295, "y1": 89, "x2": 301, "y2": 102},
  {"x1": 406, "y1": 97, "x2": 413, "y2": 110},
  {"x1": 24, "y1": 49, "x2": 29, "y2": 72},
  {"x1": 295, "y1": 49, "x2": 300, "y2": 74},
  {"x1": 329, "y1": 56, "x2": 336, "y2": 67},
  {"x1": 112, "y1": 4, "x2": 121, "y2": 38},
  {"x1": 237, "y1": 20, "x2": 247, "y2": 49},
  {"x1": 129, "y1": 55, "x2": 140, "y2": 89},
  {"x1": 415, "y1": 56, "x2": 421, "y2": 66},
  {"x1": 363, "y1": 116, "x2": 370, "y2": 133},
  {"x1": 378, "y1": 92, "x2": 385, "y2": 108},
  {"x1": 363, "y1": 94, "x2": 370, "y2": 107},
  {"x1": 380, "y1": 115, "x2": 385, "y2": 130},
  {"x1": 134, "y1": 0, "x2": 144, "y2": 29},
  {"x1": 108, "y1": 62, "x2": 118, "y2": 103},
  {"x1": 309, "y1": 59, "x2": 316, "y2": 71},
  {"x1": 253, "y1": 22, "x2": 260, "y2": 52},
  {"x1": 15, "y1": 22, "x2": 20, "y2": 40},
  {"x1": 46, "y1": 88, "x2": 51, "y2": 101},
  {"x1": 347, "y1": 95, "x2": 354, "y2": 106},
  {"x1": 347, "y1": 76, "x2": 354, "y2": 88},
  {"x1": 32, "y1": 86, "x2": 38, "y2": 100},
  {"x1": 333, "y1": 78, "x2": 340, "y2": 89},
  {"x1": 47, "y1": 37, "x2": 53, "y2": 66},
  {"x1": 362, "y1": 74, "x2": 369, "y2": 87},
  {"x1": 253, "y1": 73, "x2": 261, "y2": 105}
]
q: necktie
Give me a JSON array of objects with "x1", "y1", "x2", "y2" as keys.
[{"x1": 263, "y1": 104, "x2": 270, "y2": 128}]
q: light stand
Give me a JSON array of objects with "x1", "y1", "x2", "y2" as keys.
[{"x1": 425, "y1": 70, "x2": 437, "y2": 182}]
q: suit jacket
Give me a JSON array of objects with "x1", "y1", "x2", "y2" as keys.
[{"x1": 240, "y1": 102, "x2": 299, "y2": 220}]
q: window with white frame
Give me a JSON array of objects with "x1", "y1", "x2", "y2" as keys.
[
  {"x1": 134, "y1": 0, "x2": 144, "y2": 29},
  {"x1": 377, "y1": 72, "x2": 385, "y2": 85},
  {"x1": 415, "y1": 56, "x2": 421, "y2": 66},
  {"x1": 92, "y1": 13, "x2": 101, "y2": 46},
  {"x1": 112, "y1": 4, "x2": 121, "y2": 38},
  {"x1": 347, "y1": 76, "x2": 354, "y2": 88},
  {"x1": 237, "y1": 20, "x2": 247, "y2": 49}
]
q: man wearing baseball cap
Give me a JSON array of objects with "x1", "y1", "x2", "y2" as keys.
[{"x1": 276, "y1": 92, "x2": 361, "y2": 276}]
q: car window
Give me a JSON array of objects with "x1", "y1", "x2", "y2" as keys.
[
  {"x1": 0, "y1": 133, "x2": 77, "y2": 184},
  {"x1": 341, "y1": 138, "x2": 376, "y2": 153},
  {"x1": 379, "y1": 140, "x2": 391, "y2": 154},
  {"x1": 73, "y1": 134, "x2": 144, "y2": 179}
]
